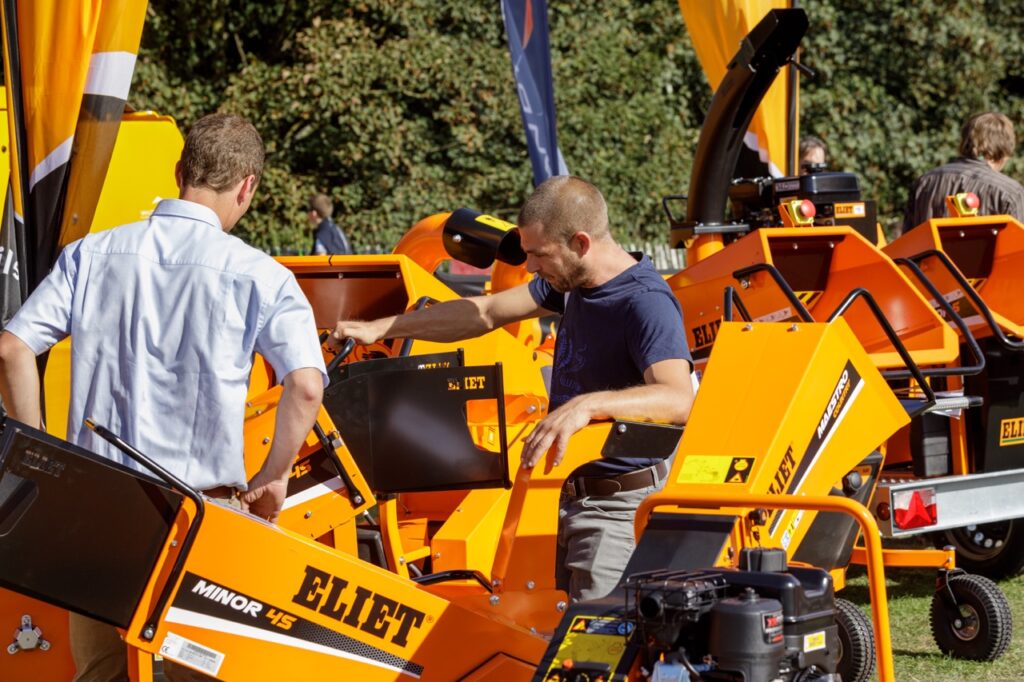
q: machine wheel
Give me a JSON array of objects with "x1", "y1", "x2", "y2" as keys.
[
  {"x1": 930, "y1": 573, "x2": 1013, "y2": 661},
  {"x1": 834, "y1": 598, "x2": 875, "y2": 682},
  {"x1": 934, "y1": 519, "x2": 1024, "y2": 579}
]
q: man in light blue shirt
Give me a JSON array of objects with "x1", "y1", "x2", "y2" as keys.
[{"x1": 0, "y1": 113, "x2": 326, "y2": 681}]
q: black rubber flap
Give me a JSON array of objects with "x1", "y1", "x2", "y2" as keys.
[
  {"x1": 326, "y1": 362, "x2": 510, "y2": 493},
  {"x1": 0, "y1": 420, "x2": 181, "y2": 627}
]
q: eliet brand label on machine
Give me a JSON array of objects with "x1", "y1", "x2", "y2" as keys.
[
  {"x1": 999, "y1": 417, "x2": 1024, "y2": 446},
  {"x1": 768, "y1": 360, "x2": 864, "y2": 536},
  {"x1": 165, "y1": 571, "x2": 426, "y2": 678},
  {"x1": 834, "y1": 202, "x2": 866, "y2": 218}
]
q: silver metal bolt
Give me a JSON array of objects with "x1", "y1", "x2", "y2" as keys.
[
  {"x1": 304, "y1": 511, "x2": 313, "y2": 519},
  {"x1": 398, "y1": 557, "x2": 405, "y2": 565},
  {"x1": 353, "y1": 496, "x2": 364, "y2": 505},
  {"x1": 170, "y1": 540, "x2": 178, "y2": 547},
  {"x1": 262, "y1": 437, "x2": 270, "y2": 445},
  {"x1": 453, "y1": 234, "x2": 463, "y2": 243},
  {"x1": 617, "y1": 423, "x2": 627, "y2": 434},
  {"x1": 740, "y1": 279, "x2": 750, "y2": 289},
  {"x1": 526, "y1": 404, "x2": 537, "y2": 414},
  {"x1": 742, "y1": 324, "x2": 753, "y2": 331},
  {"x1": 526, "y1": 581, "x2": 535, "y2": 590},
  {"x1": 143, "y1": 626, "x2": 155, "y2": 640},
  {"x1": 788, "y1": 324, "x2": 799, "y2": 332},
  {"x1": 489, "y1": 595, "x2": 500, "y2": 606},
  {"x1": 556, "y1": 601, "x2": 567, "y2": 612},
  {"x1": 434, "y1": 552, "x2": 442, "y2": 559},
  {"x1": 491, "y1": 578, "x2": 501, "y2": 587}
]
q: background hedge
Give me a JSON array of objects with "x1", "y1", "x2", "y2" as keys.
[{"x1": 130, "y1": 0, "x2": 1024, "y2": 253}]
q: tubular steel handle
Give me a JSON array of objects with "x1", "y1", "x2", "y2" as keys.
[
  {"x1": 722, "y1": 285, "x2": 753, "y2": 322},
  {"x1": 892, "y1": 257, "x2": 986, "y2": 377},
  {"x1": 908, "y1": 249, "x2": 1024, "y2": 351},
  {"x1": 825, "y1": 287, "x2": 936, "y2": 407},
  {"x1": 732, "y1": 263, "x2": 815, "y2": 322},
  {"x1": 634, "y1": 490, "x2": 894, "y2": 682},
  {"x1": 84, "y1": 418, "x2": 204, "y2": 642}
]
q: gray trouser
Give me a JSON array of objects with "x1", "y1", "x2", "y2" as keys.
[{"x1": 555, "y1": 468, "x2": 669, "y2": 602}]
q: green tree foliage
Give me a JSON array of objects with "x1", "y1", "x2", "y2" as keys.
[{"x1": 130, "y1": 1, "x2": 1024, "y2": 251}]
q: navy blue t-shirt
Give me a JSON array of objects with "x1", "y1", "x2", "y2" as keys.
[{"x1": 528, "y1": 254, "x2": 692, "y2": 475}]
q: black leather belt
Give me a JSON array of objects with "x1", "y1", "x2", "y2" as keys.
[{"x1": 562, "y1": 459, "x2": 670, "y2": 498}]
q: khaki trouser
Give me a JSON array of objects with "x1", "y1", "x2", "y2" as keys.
[
  {"x1": 70, "y1": 496, "x2": 242, "y2": 681},
  {"x1": 70, "y1": 614, "x2": 216, "y2": 682},
  {"x1": 555, "y1": 465, "x2": 669, "y2": 602}
]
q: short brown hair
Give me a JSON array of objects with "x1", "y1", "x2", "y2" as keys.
[
  {"x1": 517, "y1": 176, "x2": 609, "y2": 242},
  {"x1": 308, "y1": 193, "x2": 333, "y2": 219},
  {"x1": 179, "y1": 113, "x2": 264, "y2": 192},
  {"x1": 960, "y1": 112, "x2": 1016, "y2": 162}
]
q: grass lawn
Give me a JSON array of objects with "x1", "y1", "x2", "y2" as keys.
[{"x1": 842, "y1": 565, "x2": 1024, "y2": 681}]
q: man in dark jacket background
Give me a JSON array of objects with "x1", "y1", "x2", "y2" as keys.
[
  {"x1": 904, "y1": 112, "x2": 1024, "y2": 232},
  {"x1": 308, "y1": 193, "x2": 353, "y2": 255}
]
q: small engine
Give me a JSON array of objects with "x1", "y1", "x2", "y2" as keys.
[
  {"x1": 728, "y1": 171, "x2": 878, "y2": 243},
  {"x1": 536, "y1": 550, "x2": 840, "y2": 682}
]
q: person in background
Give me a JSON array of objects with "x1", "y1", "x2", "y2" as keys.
[
  {"x1": 333, "y1": 175, "x2": 695, "y2": 602},
  {"x1": 0, "y1": 113, "x2": 326, "y2": 681},
  {"x1": 904, "y1": 112, "x2": 1024, "y2": 232},
  {"x1": 308, "y1": 193, "x2": 353, "y2": 255},
  {"x1": 799, "y1": 135, "x2": 828, "y2": 174}
]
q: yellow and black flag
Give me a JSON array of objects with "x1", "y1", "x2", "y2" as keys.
[
  {"x1": 0, "y1": 0, "x2": 147, "y2": 323},
  {"x1": 679, "y1": 0, "x2": 799, "y2": 178}
]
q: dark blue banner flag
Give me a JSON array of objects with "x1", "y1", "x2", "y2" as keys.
[{"x1": 501, "y1": 0, "x2": 568, "y2": 186}]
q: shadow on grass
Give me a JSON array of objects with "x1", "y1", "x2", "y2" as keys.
[{"x1": 840, "y1": 565, "x2": 939, "y2": 603}]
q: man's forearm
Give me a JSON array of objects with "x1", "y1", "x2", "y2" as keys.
[
  {"x1": 571, "y1": 383, "x2": 692, "y2": 426},
  {"x1": 253, "y1": 369, "x2": 323, "y2": 484},
  {"x1": 377, "y1": 298, "x2": 495, "y2": 343},
  {"x1": 0, "y1": 333, "x2": 42, "y2": 427}
]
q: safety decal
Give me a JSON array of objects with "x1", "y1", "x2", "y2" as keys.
[
  {"x1": 793, "y1": 290, "x2": 823, "y2": 310},
  {"x1": 167, "y1": 572, "x2": 424, "y2": 678},
  {"x1": 677, "y1": 455, "x2": 752, "y2": 484},
  {"x1": 803, "y1": 630, "x2": 827, "y2": 653},
  {"x1": 725, "y1": 457, "x2": 755, "y2": 483},
  {"x1": 769, "y1": 360, "x2": 864, "y2": 535},
  {"x1": 546, "y1": 616, "x2": 632, "y2": 679},
  {"x1": 160, "y1": 631, "x2": 225, "y2": 676},
  {"x1": 755, "y1": 306, "x2": 794, "y2": 323},
  {"x1": 999, "y1": 417, "x2": 1024, "y2": 447}
]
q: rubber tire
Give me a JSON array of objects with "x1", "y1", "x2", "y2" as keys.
[
  {"x1": 934, "y1": 519, "x2": 1024, "y2": 580},
  {"x1": 930, "y1": 573, "x2": 1013, "y2": 661},
  {"x1": 835, "y1": 598, "x2": 875, "y2": 682}
]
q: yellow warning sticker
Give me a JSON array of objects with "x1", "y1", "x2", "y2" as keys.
[
  {"x1": 546, "y1": 616, "x2": 632, "y2": 678},
  {"x1": 677, "y1": 455, "x2": 754, "y2": 484},
  {"x1": 803, "y1": 630, "x2": 827, "y2": 653},
  {"x1": 475, "y1": 213, "x2": 514, "y2": 231}
]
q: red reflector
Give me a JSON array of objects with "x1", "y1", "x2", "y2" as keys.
[
  {"x1": 965, "y1": 192, "x2": 980, "y2": 209},
  {"x1": 892, "y1": 489, "x2": 937, "y2": 530},
  {"x1": 800, "y1": 199, "x2": 817, "y2": 218}
]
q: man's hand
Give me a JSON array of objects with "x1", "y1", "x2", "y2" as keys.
[
  {"x1": 330, "y1": 318, "x2": 389, "y2": 350},
  {"x1": 241, "y1": 474, "x2": 289, "y2": 524},
  {"x1": 521, "y1": 397, "x2": 593, "y2": 468}
]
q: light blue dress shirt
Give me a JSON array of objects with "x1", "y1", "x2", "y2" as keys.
[{"x1": 6, "y1": 199, "x2": 327, "y2": 490}]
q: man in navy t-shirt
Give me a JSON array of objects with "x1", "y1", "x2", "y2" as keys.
[{"x1": 333, "y1": 176, "x2": 695, "y2": 601}]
